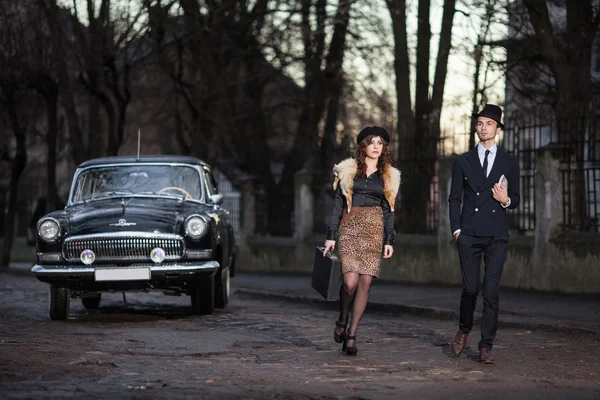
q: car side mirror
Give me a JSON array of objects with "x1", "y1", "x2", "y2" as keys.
[{"x1": 210, "y1": 194, "x2": 224, "y2": 205}]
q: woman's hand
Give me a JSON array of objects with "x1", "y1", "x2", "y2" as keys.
[
  {"x1": 323, "y1": 240, "x2": 336, "y2": 256},
  {"x1": 383, "y1": 245, "x2": 393, "y2": 258}
]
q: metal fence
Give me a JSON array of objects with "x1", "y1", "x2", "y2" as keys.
[
  {"x1": 562, "y1": 167, "x2": 600, "y2": 232},
  {"x1": 263, "y1": 109, "x2": 600, "y2": 238},
  {"x1": 504, "y1": 110, "x2": 600, "y2": 233},
  {"x1": 501, "y1": 113, "x2": 550, "y2": 233}
]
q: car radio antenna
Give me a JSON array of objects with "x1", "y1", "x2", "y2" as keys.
[{"x1": 136, "y1": 128, "x2": 141, "y2": 162}]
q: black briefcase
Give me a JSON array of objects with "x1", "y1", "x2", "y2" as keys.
[{"x1": 311, "y1": 246, "x2": 343, "y2": 301}]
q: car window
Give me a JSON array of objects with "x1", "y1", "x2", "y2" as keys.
[{"x1": 71, "y1": 165, "x2": 203, "y2": 202}]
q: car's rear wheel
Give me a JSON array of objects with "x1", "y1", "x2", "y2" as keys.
[
  {"x1": 191, "y1": 275, "x2": 215, "y2": 315},
  {"x1": 49, "y1": 284, "x2": 70, "y2": 321},
  {"x1": 215, "y1": 267, "x2": 230, "y2": 309},
  {"x1": 81, "y1": 293, "x2": 102, "y2": 310}
]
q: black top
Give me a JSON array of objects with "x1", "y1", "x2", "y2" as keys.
[{"x1": 327, "y1": 170, "x2": 396, "y2": 246}]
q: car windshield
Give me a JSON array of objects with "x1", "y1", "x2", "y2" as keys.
[{"x1": 71, "y1": 164, "x2": 203, "y2": 203}]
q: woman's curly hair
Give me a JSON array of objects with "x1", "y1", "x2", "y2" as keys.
[{"x1": 355, "y1": 134, "x2": 393, "y2": 177}]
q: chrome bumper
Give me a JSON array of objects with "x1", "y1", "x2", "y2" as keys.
[{"x1": 31, "y1": 261, "x2": 220, "y2": 277}]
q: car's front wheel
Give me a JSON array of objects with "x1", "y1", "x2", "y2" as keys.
[
  {"x1": 215, "y1": 267, "x2": 230, "y2": 309},
  {"x1": 49, "y1": 284, "x2": 70, "y2": 320},
  {"x1": 81, "y1": 293, "x2": 102, "y2": 310},
  {"x1": 191, "y1": 275, "x2": 215, "y2": 315}
]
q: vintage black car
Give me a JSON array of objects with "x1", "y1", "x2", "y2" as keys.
[{"x1": 31, "y1": 155, "x2": 237, "y2": 320}]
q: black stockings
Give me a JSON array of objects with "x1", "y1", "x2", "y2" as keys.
[{"x1": 335, "y1": 273, "x2": 373, "y2": 346}]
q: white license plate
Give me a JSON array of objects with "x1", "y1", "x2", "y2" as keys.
[{"x1": 95, "y1": 268, "x2": 151, "y2": 281}]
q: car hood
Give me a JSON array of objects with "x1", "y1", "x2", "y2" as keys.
[{"x1": 65, "y1": 197, "x2": 212, "y2": 236}]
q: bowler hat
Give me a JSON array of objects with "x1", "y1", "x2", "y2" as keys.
[
  {"x1": 473, "y1": 104, "x2": 504, "y2": 129},
  {"x1": 356, "y1": 126, "x2": 390, "y2": 145}
]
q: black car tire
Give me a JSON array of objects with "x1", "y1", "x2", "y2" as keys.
[
  {"x1": 49, "y1": 284, "x2": 70, "y2": 321},
  {"x1": 191, "y1": 275, "x2": 215, "y2": 315},
  {"x1": 81, "y1": 293, "x2": 102, "y2": 310},
  {"x1": 215, "y1": 267, "x2": 230, "y2": 309}
]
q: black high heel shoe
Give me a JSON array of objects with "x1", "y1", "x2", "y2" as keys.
[
  {"x1": 342, "y1": 332, "x2": 358, "y2": 356},
  {"x1": 333, "y1": 320, "x2": 347, "y2": 343}
]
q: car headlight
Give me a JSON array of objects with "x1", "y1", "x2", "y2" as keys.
[
  {"x1": 38, "y1": 218, "x2": 60, "y2": 242},
  {"x1": 185, "y1": 216, "x2": 208, "y2": 238}
]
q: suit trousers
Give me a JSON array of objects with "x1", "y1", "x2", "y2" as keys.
[{"x1": 456, "y1": 233, "x2": 508, "y2": 350}]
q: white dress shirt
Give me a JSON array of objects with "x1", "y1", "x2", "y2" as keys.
[
  {"x1": 453, "y1": 143, "x2": 510, "y2": 237},
  {"x1": 478, "y1": 143, "x2": 497, "y2": 177}
]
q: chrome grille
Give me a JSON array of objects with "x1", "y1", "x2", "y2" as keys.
[{"x1": 64, "y1": 234, "x2": 184, "y2": 262}]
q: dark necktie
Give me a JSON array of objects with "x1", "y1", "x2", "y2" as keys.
[{"x1": 482, "y1": 150, "x2": 491, "y2": 177}]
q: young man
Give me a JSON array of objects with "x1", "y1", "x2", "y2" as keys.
[{"x1": 448, "y1": 104, "x2": 521, "y2": 364}]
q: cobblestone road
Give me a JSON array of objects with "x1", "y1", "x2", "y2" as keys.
[{"x1": 0, "y1": 272, "x2": 599, "y2": 399}]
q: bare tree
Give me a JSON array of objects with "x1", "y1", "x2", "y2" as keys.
[
  {"x1": 0, "y1": 1, "x2": 31, "y2": 266},
  {"x1": 66, "y1": 0, "x2": 147, "y2": 157},
  {"x1": 26, "y1": 1, "x2": 62, "y2": 213},
  {"x1": 41, "y1": 0, "x2": 88, "y2": 166},
  {"x1": 386, "y1": 0, "x2": 457, "y2": 233},
  {"x1": 273, "y1": 0, "x2": 355, "y2": 233},
  {"x1": 467, "y1": 0, "x2": 508, "y2": 149},
  {"x1": 151, "y1": 0, "x2": 355, "y2": 235}
]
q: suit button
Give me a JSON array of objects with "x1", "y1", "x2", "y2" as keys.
[
  {"x1": 477, "y1": 192, "x2": 480, "y2": 196},
  {"x1": 475, "y1": 208, "x2": 479, "y2": 212},
  {"x1": 464, "y1": 177, "x2": 468, "y2": 180},
  {"x1": 493, "y1": 210, "x2": 496, "y2": 213}
]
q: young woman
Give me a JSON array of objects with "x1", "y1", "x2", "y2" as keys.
[{"x1": 323, "y1": 126, "x2": 400, "y2": 356}]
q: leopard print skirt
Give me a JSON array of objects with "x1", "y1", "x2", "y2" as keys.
[{"x1": 338, "y1": 206, "x2": 384, "y2": 277}]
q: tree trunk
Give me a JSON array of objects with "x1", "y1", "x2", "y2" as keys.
[
  {"x1": 1, "y1": 103, "x2": 28, "y2": 268},
  {"x1": 320, "y1": 73, "x2": 343, "y2": 170},
  {"x1": 276, "y1": 0, "x2": 353, "y2": 235},
  {"x1": 44, "y1": 86, "x2": 59, "y2": 213},
  {"x1": 64, "y1": 90, "x2": 87, "y2": 165},
  {"x1": 389, "y1": 0, "x2": 456, "y2": 233},
  {"x1": 468, "y1": 0, "x2": 491, "y2": 151},
  {"x1": 42, "y1": 0, "x2": 87, "y2": 165},
  {"x1": 398, "y1": 0, "x2": 432, "y2": 233},
  {"x1": 108, "y1": 62, "x2": 131, "y2": 157},
  {"x1": 428, "y1": 0, "x2": 456, "y2": 230},
  {"x1": 387, "y1": 0, "x2": 414, "y2": 228},
  {"x1": 470, "y1": 44, "x2": 483, "y2": 150},
  {"x1": 319, "y1": 0, "x2": 352, "y2": 171},
  {"x1": 88, "y1": 96, "x2": 104, "y2": 158},
  {"x1": 99, "y1": 92, "x2": 118, "y2": 156}
]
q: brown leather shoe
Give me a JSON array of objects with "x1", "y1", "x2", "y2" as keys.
[
  {"x1": 479, "y1": 348, "x2": 496, "y2": 364},
  {"x1": 451, "y1": 331, "x2": 468, "y2": 356}
]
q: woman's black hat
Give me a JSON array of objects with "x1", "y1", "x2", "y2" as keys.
[{"x1": 356, "y1": 126, "x2": 390, "y2": 145}]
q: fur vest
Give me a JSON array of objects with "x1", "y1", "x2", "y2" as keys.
[{"x1": 332, "y1": 158, "x2": 401, "y2": 212}]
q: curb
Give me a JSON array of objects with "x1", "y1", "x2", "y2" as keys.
[{"x1": 235, "y1": 287, "x2": 600, "y2": 337}]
